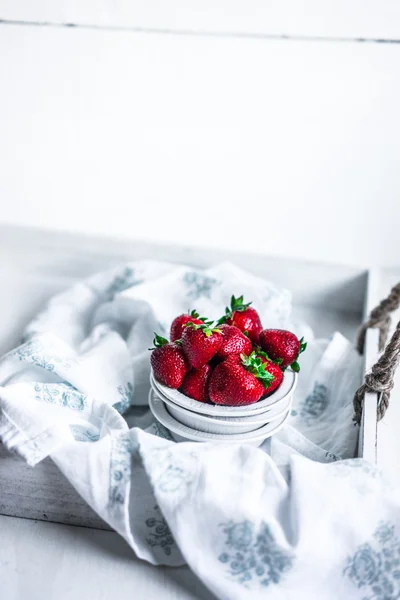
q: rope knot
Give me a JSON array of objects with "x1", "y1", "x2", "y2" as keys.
[
  {"x1": 354, "y1": 281, "x2": 400, "y2": 425},
  {"x1": 364, "y1": 371, "x2": 395, "y2": 394}
]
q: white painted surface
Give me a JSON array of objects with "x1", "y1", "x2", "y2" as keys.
[
  {"x1": 357, "y1": 269, "x2": 380, "y2": 463},
  {"x1": 1, "y1": 0, "x2": 400, "y2": 39},
  {"x1": 357, "y1": 329, "x2": 379, "y2": 463},
  {"x1": 0, "y1": 23, "x2": 400, "y2": 268},
  {"x1": 0, "y1": 515, "x2": 215, "y2": 600},
  {"x1": 0, "y1": 445, "x2": 108, "y2": 528}
]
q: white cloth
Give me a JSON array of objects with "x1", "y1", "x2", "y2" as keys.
[{"x1": 1, "y1": 261, "x2": 399, "y2": 600}]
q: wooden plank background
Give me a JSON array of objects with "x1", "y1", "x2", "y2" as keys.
[
  {"x1": 1, "y1": 0, "x2": 400, "y2": 39},
  {"x1": 0, "y1": 4, "x2": 400, "y2": 269}
]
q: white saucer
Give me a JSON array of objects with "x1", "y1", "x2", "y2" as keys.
[
  {"x1": 150, "y1": 378, "x2": 292, "y2": 434},
  {"x1": 149, "y1": 389, "x2": 290, "y2": 446}
]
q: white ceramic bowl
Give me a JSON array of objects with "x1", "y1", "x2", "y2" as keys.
[
  {"x1": 151, "y1": 381, "x2": 292, "y2": 434},
  {"x1": 149, "y1": 390, "x2": 290, "y2": 446},
  {"x1": 150, "y1": 368, "x2": 297, "y2": 417}
]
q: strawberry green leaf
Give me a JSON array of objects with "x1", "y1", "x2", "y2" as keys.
[
  {"x1": 275, "y1": 358, "x2": 283, "y2": 365},
  {"x1": 186, "y1": 322, "x2": 222, "y2": 337},
  {"x1": 291, "y1": 361, "x2": 300, "y2": 373},
  {"x1": 149, "y1": 332, "x2": 169, "y2": 350},
  {"x1": 260, "y1": 375, "x2": 275, "y2": 389},
  {"x1": 254, "y1": 347, "x2": 271, "y2": 361},
  {"x1": 189, "y1": 309, "x2": 200, "y2": 318},
  {"x1": 230, "y1": 294, "x2": 252, "y2": 313},
  {"x1": 240, "y1": 351, "x2": 275, "y2": 388}
]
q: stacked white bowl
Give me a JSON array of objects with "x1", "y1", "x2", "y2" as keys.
[{"x1": 149, "y1": 369, "x2": 297, "y2": 446}]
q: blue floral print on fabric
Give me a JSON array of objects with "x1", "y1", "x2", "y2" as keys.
[
  {"x1": 114, "y1": 382, "x2": 133, "y2": 414},
  {"x1": 15, "y1": 339, "x2": 72, "y2": 372},
  {"x1": 145, "y1": 505, "x2": 175, "y2": 556},
  {"x1": 105, "y1": 267, "x2": 142, "y2": 299},
  {"x1": 70, "y1": 424, "x2": 100, "y2": 442},
  {"x1": 218, "y1": 520, "x2": 293, "y2": 588},
  {"x1": 147, "y1": 448, "x2": 198, "y2": 503},
  {"x1": 329, "y1": 458, "x2": 380, "y2": 477},
  {"x1": 183, "y1": 271, "x2": 219, "y2": 300},
  {"x1": 109, "y1": 433, "x2": 133, "y2": 506},
  {"x1": 299, "y1": 382, "x2": 329, "y2": 424},
  {"x1": 154, "y1": 452, "x2": 197, "y2": 495},
  {"x1": 157, "y1": 463, "x2": 194, "y2": 494},
  {"x1": 344, "y1": 521, "x2": 400, "y2": 600},
  {"x1": 34, "y1": 382, "x2": 86, "y2": 411},
  {"x1": 328, "y1": 458, "x2": 393, "y2": 497}
]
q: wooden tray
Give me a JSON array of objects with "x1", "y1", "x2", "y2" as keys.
[{"x1": 0, "y1": 225, "x2": 381, "y2": 529}]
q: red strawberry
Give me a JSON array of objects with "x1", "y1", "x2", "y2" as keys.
[
  {"x1": 208, "y1": 352, "x2": 276, "y2": 406},
  {"x1": 170, "y1": 310, "x2": 203, "y2": 342},
  {"x1": 256, "y1": 353, "x2": 283, "y2": 396},
  {"x1": 218, "y1": 295, "x2": 262, "y2": 344},
  {"x1": 216, "y1": 324, "x2": 252, "y2": 360},
  {"x1": 180, "y1": 364, "x2": 212, "y2": 403},
  {"x1": 150, "y1": 333, "x2": 189, "y2": 388},
  {"x1": 181, "y1": 322, "x2": 223, "y2": 369},
  {"x1": 259, "y1": 329, "x2": 307, "y2": 371}
]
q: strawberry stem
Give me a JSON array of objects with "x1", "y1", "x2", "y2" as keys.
[
  {"x1": 149, "y1": 332, "x2": 169, "y2": 350},
  {"x1": 217, "y1": 294, "x2": 252, "y2": 325},
  {"x1": 230, "y1": 294, "x2": 252, "y2": 312},
  {"x1": 299, "y1": 337, "x2": 308, "y2": 354},
  {"x1": 254, "y1": 347, "x2": 270, "y2": 360},
  {"x1": 290, "y1": 337, "x2": 307, "y2": 371},
  {"x1": 184, "y1": 322, "x2": 222, "y2": 338},
  {"x1": 240, "y1": 351, "x2": 275, "y2": 388}
]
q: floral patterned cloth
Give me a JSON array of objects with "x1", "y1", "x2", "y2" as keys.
[{"x1": 1, "y1": 261, "x2": 394, "y2": 600}]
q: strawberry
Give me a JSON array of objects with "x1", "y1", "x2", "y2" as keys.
[
  {"x1": 216, "y1": 324, "x2": 252, "y2": 360},
  {"x1": 218, "y1": 295, "x2": 262, "y2": 344},
  {"x1": 170, "y1": 310, "x2": 204, "y2": 342},
  {"x1": 208, "y1": 352, "x2": 276, "y2": 406},
  {"x1": 150, "y1": 333, "x2": 189, "y2": 388},
  {"x1": 255, "y1": 352, "x2": 283, "y2": 396},
  {"x1": 259, "y1": 329, "x2": 307, "y2": 372},
  {"x1": 181, "y1": 322, "x2": 223, "y2": 369},
  {"x1": 180, "y1": 363, "x2": 212, "y2": 403}
]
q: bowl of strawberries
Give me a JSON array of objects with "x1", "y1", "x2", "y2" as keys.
[{"x1": 149, "y1": 295, "x2": 306, "y2": 443}]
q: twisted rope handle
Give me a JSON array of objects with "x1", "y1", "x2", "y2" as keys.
[{"x1": 354, "y1": 282, "x2": 400, "y2": 425}]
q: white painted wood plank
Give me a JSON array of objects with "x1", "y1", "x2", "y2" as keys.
[
  {"x1": 357, "y1": 269, "x2": 381, "y2": 462},
  {"x1": 0, "y1": 515, "x2": 215, "y2": 600},
  {"x1": 1, "y1": 0, "x2": 400, "y2": 40},
  {"x1": 1, "y1": 26, "x2": 400, "y2": 268},
  {"x1": 358, "y1": 329, "x2": 379, "y2": 463},
  {"x1": 0, "y1": 224, "x2": 368, "y2": 314},
  {"x1": 0, "y1": 445, "x2": 108, "y2": 529}
]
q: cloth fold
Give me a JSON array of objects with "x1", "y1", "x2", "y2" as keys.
[{"x1": 2, "y1": 261, "x2": 399, "y2": 599}]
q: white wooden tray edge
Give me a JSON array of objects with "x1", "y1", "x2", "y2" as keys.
[{"x1": 357, "y1": 269, "x2": 380, "y2": 463}]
